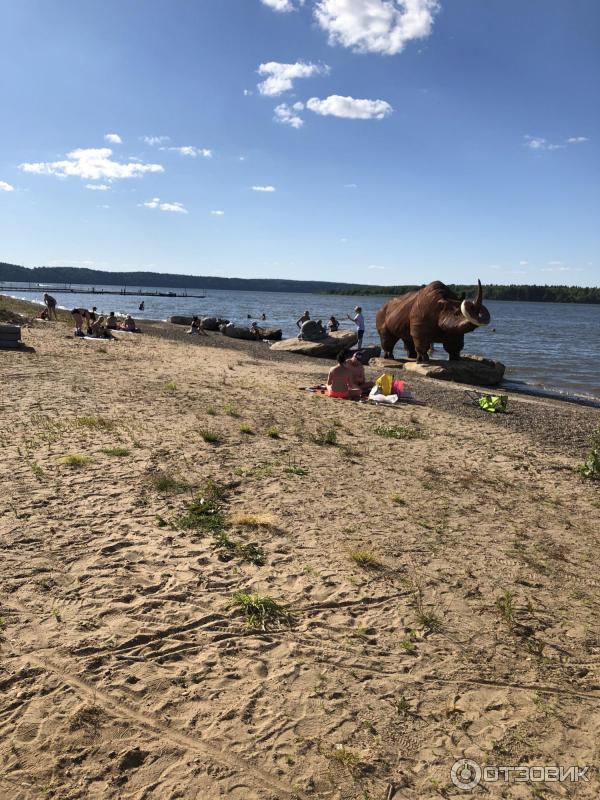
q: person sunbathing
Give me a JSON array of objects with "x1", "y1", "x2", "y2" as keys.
[
  {"x1": 345, "y1": 352, "x2": 374, "y2": 393},
  {"x1": 326, "y1": 351, "x2": 361, "y2": 399},
  {"x1": 106, "y1": 312, "x2": 118, "y2": 329},
  {"x1": 120, "y1": 315, "x2": 137, "y2": 331},
  {"x1": 89, "y1": 316, "x2": 112, "y2": 338}
]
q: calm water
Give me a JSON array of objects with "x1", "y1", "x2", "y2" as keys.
[{"x1": 4, "y1": 283, "x2": 599, "y2": 400}]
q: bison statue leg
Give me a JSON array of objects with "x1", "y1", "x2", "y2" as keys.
[
  {"x1": 401, "y1": 336, "x2": 417, "y2": 359},
  {"x1": 413, "y1": 336, "x2": 431, "y2": 364},
  {"x1": 378, "y1": 328, "x2": 399, "y2": 360},
  {"x1": 442, "y1": 336, "x2": 464, "y2": 361}
]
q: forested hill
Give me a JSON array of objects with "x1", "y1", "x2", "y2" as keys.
[{"x1": 1, "y1": 262, "x2": 599, "y2": 303}]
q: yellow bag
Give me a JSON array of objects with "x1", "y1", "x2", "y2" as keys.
[{"x1": 375, "y1": 373, "x2": 394, "y2": 396}]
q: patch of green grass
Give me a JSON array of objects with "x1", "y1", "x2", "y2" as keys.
[
  {"x1": 199, "y1": 428, "x2": 220, "y2": 444},
  {"x1": 76, "y1": 415, "x2": 115, "y2": 430},
  {"x1": 224, "y1": 403, "x2": 240, "y2": 418},
  {"x1": 236, "y1": 462, "x2": 275, "y2": 479},
  {"x1": 30, "y1": 462, "x2": 45, "y2": 479},
  {"x1": 349, "y1": 549, "x2": 380, "y2": 568},
  {"x1": 176, "y1": 480, "x2": 227, "y2": 533},
  {"x1": 0, "y1": 616, "x2": 6, "y2": 634},
  {"x1": 395, "y1": 695, "x2": 412, "y2": 715},
  {"x1": 51, "y1": 608, "x2": 62, "y2": 622},
  {"x1": 206, "y1": 406, "x2": 217, "y2": 416},
  {"x1": 148, "y1": 471, "x2": 190, "y2": 495},
  {"x1": 325, "y1": 747, "x2": 359, "y2": 768},
  {"x1": 60, "y1": 453, "x2": 91, "y2": 468},
  {"x1": 230, "y1": 591, "x2": 291, "y2": 630},
  {"x1": 401, "y1": 630, "x2": 417, "y2": 654},
  {"x1": 578, "y1": 430, "x2": 600, "y2": 481},
  {"x1": 416, "y1": 610, "x2": 442, "y2": 633},
  {"x1": 213, "y1": 531, "x2": 266, "y2": 566},
  {"x1": 496, "y1": 589, "x2": 516, "y2": 624},
  {"x1": 240, "y1": 423, "x2": 254, "y2": 435},
  {"x1": 374, "y1": 424, "x2": 423, "y2": 440},
  {"x1": 101, "y1": 447, "x2": 130, "y2": 457},
  {"x1": 284, "y1": 465, "x2": 309, "y2": 476},
  {"x1": 163, "y1": 381, "x2": 177, "y2": 392},
  {"x1": 391, "y1": 494, "x2": 406, "y2": 505},
  {"x1": 313, "y1": 427, "x2": 338, "y2": 446},
  {"x1": 266, "y1": 426, "x2": 280, "y2": 439},
  {"x1": 155, "y1": 514, "x2": 168, "y2": 528}
]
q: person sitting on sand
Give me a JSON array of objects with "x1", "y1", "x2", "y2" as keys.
[
  {"x1": 106, "y1": 312, "x2": 118, "y2": 329},
  {"x1": 89, "y1": 315, "x2": 111, "y2": 338},
  {"x1": 326, "y1": 351, "x2": 361, "y2": 399},
  {"x1": 120, "y1": 314, "x2": 136, "y2": 331},
  {"x1": 296, "y1": 310, "x2": 310, "y2": 329},
  {"x1": 43, "y1": 293, "x2": 58, "y2": 320},
  {"x1": 39, "y1": 308, "x2": 49, "y2": 320},
  {"x1": 327, "y1": 315, "x2": 339, "y2": 333},
  {"x1": 345, "y1": 352, "x2": 373, "y2": 393},
  {"x1": 187, "y1": 316, "x2": 207, "y2": 336}
]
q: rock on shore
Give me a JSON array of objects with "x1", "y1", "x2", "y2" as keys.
[
  {"x1": 370, "y1": 353, "x2": 505, "y2": 386},
  {"x1": 270, "y1": 330, "x2": 358, "y2": 358}
]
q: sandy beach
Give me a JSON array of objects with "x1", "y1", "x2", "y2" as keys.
[{"x1": 1, "y1": 297, "x2": 599, "y2": 799}]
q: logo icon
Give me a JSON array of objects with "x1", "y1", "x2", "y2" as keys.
[{"x1": 451, "y1": 759, "x2": 482, "y2": 790}]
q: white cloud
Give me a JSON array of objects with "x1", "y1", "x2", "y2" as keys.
[
  {"x1": 566, "y1": 136, "x2": 589, "y2": 144},
  {"x1": 160, "y1": 146, "x2": 212, "y2": 157},
  {"x1": 306, "y1": 95, "x2": 392, "y2": 119},
  {"x1": 211, "y1": 210, "x2": 225, "y2": 216},
  {"x1": 0, "y1": 181, "x2": 14, "y2": 192},
  {"x1": 20, "y1": 148, "x2": 164, "y2": 181},
  {"x1": 252, "y1": 185, "x2": 276, "y2": 192},
  {"x1": 85, "y1": 183, "x2": 110, "y2": 191},
  {"x1": 524, "y1": 134, "x2": 588, "y2": 152},
  {"x1": 344, "y1": 183, "x2": 358, "y2": 188},
  {"x1": 257, "y1": 61, "x2": 329, "y2": 96},
  {"x1": 243, "y1": 89, "x2": 253, "y2": 96},
  {"x1": 367, "y1": 264, "x2": 386, "y2": 270},
  {"x1": 142, "y1": 135, "x2": 170, "y2": 146},
  {"x1": 274, "y1": 102, "x2": 305, "y2": 128},
  {"x1": 105, "y1": 133, "x2": 122, "y2": 144},
  {"x1": 142, "y1": 197, "x2": 188, "y2": 213},
  {"x1": 519, "y1": 260, "x2": 528, "y2": 266},
  {"x1": 314, "y1": 0, "x2": 440, "y2": 55},
  {"x1": 260, "y1": 0, "x2": 304, "y2": 11}
]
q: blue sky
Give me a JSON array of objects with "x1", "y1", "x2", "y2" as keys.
[{"x1": 1, "y1": 0, "x2": 598, "y2": 286}]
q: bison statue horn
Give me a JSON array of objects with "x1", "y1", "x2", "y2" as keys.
[{"x1": 460, "y1": 280, "x2": 491, "y2": 327}]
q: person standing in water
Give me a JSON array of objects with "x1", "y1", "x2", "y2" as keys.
[
  {"x1": 347, "y1": 306, "x2": 365, "y2": 350},
  {"x1": 139, "y1": 301, "x2": 145, "y2": 311}
]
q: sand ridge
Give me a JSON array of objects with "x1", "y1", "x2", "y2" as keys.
[{"x1": 0, "y1": 318, "x2": 599, "y2": 799}]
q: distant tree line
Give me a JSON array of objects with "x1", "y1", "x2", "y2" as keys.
[
  {"x1": 1, "y1": 262, "x2": 599, "y2": 303},
  {"x1": 326, "y1": 283, "x2": 600, "y2": 303}
]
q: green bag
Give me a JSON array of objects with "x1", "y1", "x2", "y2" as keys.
[{"x1": 478, "y1": 394, "x2": 508, "y2": 413}]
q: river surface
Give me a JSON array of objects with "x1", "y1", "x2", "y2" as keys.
[{"x1": 3, "y1": 282, "x2": 599, "y2": 400}]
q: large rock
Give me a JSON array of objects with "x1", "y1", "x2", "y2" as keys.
[
  {"x1": 221, "y1": 324, "x2": 282, "y2": 341},
  {"x1": 271, "y1": 330, "x2": 358, "y2": 358},
  {"x1": 370, "y1": 353, "x2": 505, "y2": 387},
  {"x1": 169, "y1": 315, "x2": 229, "y2": 330}
]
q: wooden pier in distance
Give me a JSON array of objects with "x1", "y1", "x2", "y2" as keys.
[{"x1": 0, "y1": 285, "x2": 206, "y2": 298}]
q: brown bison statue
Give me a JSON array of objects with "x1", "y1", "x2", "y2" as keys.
[{"x1": 376, "y1": 280, "x2": 491, "y2": 362}]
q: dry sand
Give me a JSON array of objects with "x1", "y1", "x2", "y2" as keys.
[{"x1": 1, "y1": 303, "x2": 599, "y2": 799}]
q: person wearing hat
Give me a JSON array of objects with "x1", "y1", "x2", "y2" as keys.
[{"x1": 347, "y1": 306, "x2": 365, "y2": 349}]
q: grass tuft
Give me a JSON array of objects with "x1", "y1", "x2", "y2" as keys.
[
  {"x1": 284, "y1": 465, "x2": 309, "y2": 476},
  {"x1": 266, "y1": 426, "x2": 280, "y2": 439},
  {"x1": 230, "y1": 512, "x2": 277, "y2": 529},
  {"x1": 374, "y1": 424, "x2": 423, "y2": 440},
  {"x1": 148, "y1": 471, "x2": 190, "y2": 495},
  {"x1": 496, "y1": 589, "x2": 516, "y2": 624},
  {"x1": 163, "y1": 381, "x2": 177, "y2": 392},
  {"x1": 349, "y1": 549, "x2": 380, "y2": 568},
  {"x1": 60, "y1": 453, "x2": 91, "y2": 468},
  {"x1": 313, "y1": 427, "x2": 338, "y2": 446},
  {"x1": 176, "y1": 480, "x2": 227, "y2": 533},
  {"x1": 391, "y1": 494, "x2": 406, "y2": 505},
  {"x1": 102, "y1": 447, "x2": 130, "y2": 457},
  {"x1": 199, "y1": 428, "x2": 220, "y2": 444},
  {"x1": 240, "y1": 423, "x2": 254, "y2": 435},
  {"x1": 230, "y1": 591, "x2": 291, "y2": 630}
]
